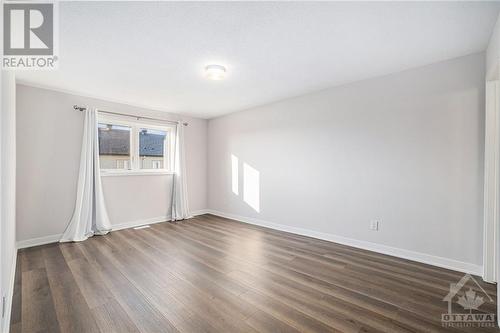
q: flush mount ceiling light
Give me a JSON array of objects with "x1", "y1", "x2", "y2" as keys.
[{"x1": 205, "y1": 64, "x2": 226, "y2": 80}]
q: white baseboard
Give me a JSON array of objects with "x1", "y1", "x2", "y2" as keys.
[
  {"x1": 191, "y1": 209, "x2": 210, "y2": 216},
  {"x1": 112, "y1": 210, "x2": 208, "y2": 231},
  {"x1": 15, "y1": 208, "x2": 480, "y2": 276},
  {"x1": 2, "y1": 248, "x2": 18, "y2": 333},
  {"x1": 111, "y1": 215, "x2": 170, "y2": 231},
  {"x1": 16, "y1": 234, "x2": 62, "y2": 249},
  {"x1": 16, "y1": 209, "x2": 210, "y2": 249},
  {"x1": 205, "y1": 210, "x2": 483, "y2": 276}
]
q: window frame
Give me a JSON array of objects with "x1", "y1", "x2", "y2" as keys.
[{"x1": 97, "y1": 112, "x2": 176, "y2": 176}]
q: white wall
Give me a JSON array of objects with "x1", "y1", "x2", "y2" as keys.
[
  {"x1": 1, "y1": 71, "x2": 16, "y2": 333},
  {"x1": 487, "y1": 13, "x2": 500, "y2": 80},
  {"x1": 16, "y1": 84, "x2": 207, "y2": 242},
  {"x1": 208, "y1": 53, "x2": 485, "y2": 271}
]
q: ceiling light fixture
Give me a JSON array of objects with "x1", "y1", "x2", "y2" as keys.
[{"x1": 205, "y1": 64, "x2": 226, "y2": 80}]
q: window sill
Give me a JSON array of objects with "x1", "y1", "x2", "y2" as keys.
[{"x1": 100, "y1": 171, "x2": 174, "y2": 177}]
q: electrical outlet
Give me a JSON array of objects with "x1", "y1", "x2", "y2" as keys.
[{"x1": 370, "y1": 220, "x2": 380, "y2": 231}]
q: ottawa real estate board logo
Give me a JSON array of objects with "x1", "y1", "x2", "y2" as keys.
[
  {"x1": 3, "y1": 1, "x2": 58, "y2": 69},
  {"x1": 442, "y1": 274, "x2": 496, "y2": 328}
]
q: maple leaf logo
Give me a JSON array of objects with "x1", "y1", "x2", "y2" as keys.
[{"x1": 457, "y1": 288, "x2": 484, "y2": 312}]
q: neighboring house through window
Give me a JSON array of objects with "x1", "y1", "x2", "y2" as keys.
[{"x1": 98, "y1": 113, "x2": 175, "y2": 175}]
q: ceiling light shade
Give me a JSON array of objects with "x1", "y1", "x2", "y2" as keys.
[{"x1": 205, "y1": 64, "x2": 226, "y2": 80}]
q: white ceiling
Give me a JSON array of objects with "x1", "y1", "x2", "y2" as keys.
[{"x1": 17, "y1": 1, "x2": 500, "y2": 119}]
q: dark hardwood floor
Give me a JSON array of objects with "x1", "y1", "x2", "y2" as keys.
[{"x1": 10, "y1": 214, "x2": 499, "y2": 332}]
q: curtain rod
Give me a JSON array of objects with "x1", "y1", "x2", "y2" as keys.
[{"x1": 73, "y1": 105, "x2": 188, "y2": 126}]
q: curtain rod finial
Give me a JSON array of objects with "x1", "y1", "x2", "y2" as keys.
[{"x1": 73, "y1": 105, "x2": 86, "y2": 111}]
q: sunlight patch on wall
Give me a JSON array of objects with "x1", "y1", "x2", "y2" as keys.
[
  {"x1": 243, "y1": 163, "x2": 260, "y2": 212},
  {"x1": 231, "y1": 154, "x2": 239, "y2": 195}
]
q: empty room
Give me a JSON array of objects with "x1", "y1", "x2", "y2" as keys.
[{"x1": 2, "y1": 1, "x2": 500, "y2": 332}]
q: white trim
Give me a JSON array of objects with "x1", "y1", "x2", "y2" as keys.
[
  {"x1": 2, "y1": 249, "x2": 17, "y2": 333},
  {"x1": 15, "y1": 208, "x2": 482, "y2": 277},
  {"x1": 191, "y1": 209, "x2": 210, "y2": 216},
  {"x1": 483, "y1": 80, "x2": 500, "y2": 283},
  {"x1": 15, "y1": 209, "x2": 209, "y2": 249},
  {"x1": 111, "y1": 216, "x2": 170, "y2": 231},
  {"x1": 111, "y1": 210, "x2": 208, "y2": 231},
  {"x1": 133, "y1": 225, "x2": 151, "y2": 230},
  {"x1": 205, "y1": 210, "x2": 483, "y2": 276},
  {"x1": 16, "y1": 234, "x2": 62, "y2": 249},
  {"x1": 111, "y1": 210, "x2": 210, "y2": 230}
]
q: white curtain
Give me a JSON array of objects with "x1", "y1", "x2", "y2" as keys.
[
  {"x1": 60, "y1": 107, "x2": 111, "y2": 242},
  {"x1": 171, "y1": 122, "x2": 191, "y2": 221}
]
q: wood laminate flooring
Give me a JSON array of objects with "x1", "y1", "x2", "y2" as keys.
[{"x1": 10, "y1": 214, "x2": 499, "y2": 332}]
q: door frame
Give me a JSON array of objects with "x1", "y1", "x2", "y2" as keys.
[{"x1": 483, "y1": 80, "x2": 499, "y2": 284}]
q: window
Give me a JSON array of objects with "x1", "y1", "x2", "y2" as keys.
[
  {"x1": 98, "y1": 123, "x2": 131, "y2": 170},
  {"x1": 139, "y1": 128, "x2": 167, "y2": 170},
  {"x1": 151, "y1": 160, "x2": 162, "y2": 169},
  {"x1": 98, "y1": 113, "x2": 175, "y2": 175}
]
